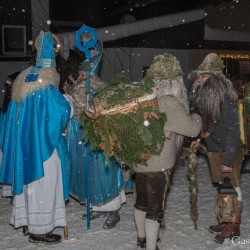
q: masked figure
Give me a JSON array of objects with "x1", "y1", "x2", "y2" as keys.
[
  {"x1": 134, "y1": 53, "x2": 201, "y2": 250},
  {"x1": 189, "y1": 53, "x2": 245, "y2": 244}
]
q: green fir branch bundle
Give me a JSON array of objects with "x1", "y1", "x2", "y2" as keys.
[
  {"x1": 80, "y1": 106, "x2": 166, "y2": 170},
  {"x1": 79, "y1": 74, "x2": 168, "y2": 170},
  {"x1": 96, "y1": 74, "x2": 155, "y2": 110}
]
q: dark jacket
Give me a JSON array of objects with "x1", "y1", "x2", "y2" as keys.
[{"x1": 205, "y1": 95, "x2": 244, "y2": 167}]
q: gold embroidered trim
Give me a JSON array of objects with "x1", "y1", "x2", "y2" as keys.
[{"x1": 11, "y1": 67, "x2": 60, "y2": 103}]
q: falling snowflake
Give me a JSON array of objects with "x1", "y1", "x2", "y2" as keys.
[{"x1": 143, "y1": 120, "x2": 149, "y2": 127}]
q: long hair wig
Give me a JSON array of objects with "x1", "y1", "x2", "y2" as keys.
[{"x1": 195, "y1": 75, "x2": 238, "y2": 132}]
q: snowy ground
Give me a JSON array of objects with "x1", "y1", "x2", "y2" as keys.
[{"x1": 0, "y1": 156, "x2": 250, "y2": 250}]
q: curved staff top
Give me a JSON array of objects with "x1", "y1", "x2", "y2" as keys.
[{"x1": 75, "y1": 25, "x2": 103, "y2": 96}]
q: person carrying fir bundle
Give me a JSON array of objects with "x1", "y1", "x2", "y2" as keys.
[
  {"x1": 134, "y1": 53, "x2": 202, "y2": 250},
  {"x1": 60, "y1": 48, "x2": 126, "y2": 229},
  {"x1": 189, "y1": 53, "x2": 245, "y2": 244}
]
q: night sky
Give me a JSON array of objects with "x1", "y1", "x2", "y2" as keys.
[
  {"x1": 0, "y1": 0, "x2": 249, "y2": 51},
  {"x1": 50, "y1": 0, "x2": 233, "y2": 28}
]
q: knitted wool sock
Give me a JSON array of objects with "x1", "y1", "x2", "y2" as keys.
[
  {"x1": 134, "y1": 208, "x2": 146, "y2": 238},
  {"x1": 145, "y1": 219, "x2": 160, "y2": 250}
]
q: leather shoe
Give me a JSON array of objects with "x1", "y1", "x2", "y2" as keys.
[
  {"x1": 103, "y1": 211, "x2": 120, "y2": 229},
  {"x1": 137, "y1": 237, "x2": 146, "y2": 248},
  {"x1": 29, "y1": 232, "x2": 61, "y2": 244},
  {"x1": 137, "y1": 236, "x2": 161, "y2": 248}
]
